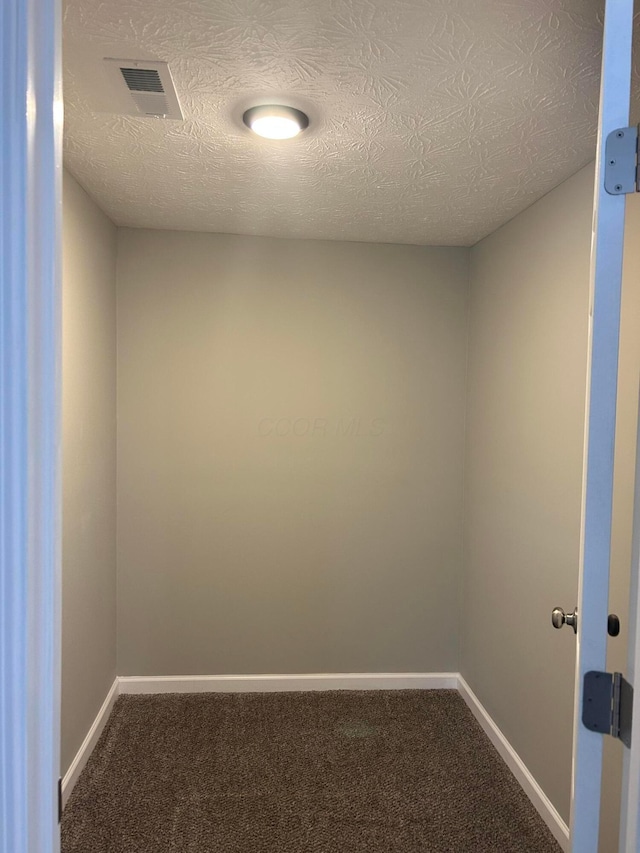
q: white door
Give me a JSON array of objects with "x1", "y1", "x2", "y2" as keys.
[{"x1": 567, "y1": 1, "x2": 636, "y2": 851}]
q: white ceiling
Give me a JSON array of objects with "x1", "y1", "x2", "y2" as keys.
[{"x1": 63, "y1": 0, "x2": 613, "y2": 246}]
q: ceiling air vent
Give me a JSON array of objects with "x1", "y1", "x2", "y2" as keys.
[{"x1": 103, "y1": 59, "x2": 183, "y2": 120}]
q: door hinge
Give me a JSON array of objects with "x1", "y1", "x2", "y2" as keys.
[
  {"x1": 582, "y1": 671, "x2": 633, "y2": 748},
  {"x1": 58, "y1": 777, "x2": 62, "y2": 823},
  {"x1": 604, "y1": 126, "x2": 639, "y2": 195}
]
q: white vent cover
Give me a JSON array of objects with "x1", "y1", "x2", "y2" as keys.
[{"x1": 103, "y1": 59, "x2": 183, "y2": 119}]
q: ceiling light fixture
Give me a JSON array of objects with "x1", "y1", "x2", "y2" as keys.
[{"x1": 243, "y1": 105, "x2": 309, "y2": 140}]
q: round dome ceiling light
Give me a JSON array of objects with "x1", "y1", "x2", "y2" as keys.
[{"x1": 243, "y1": 105, "x2": 309, "y2": 140}]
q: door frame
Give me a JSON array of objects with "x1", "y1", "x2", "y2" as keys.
[
  {"x1": 0, "y1": 0, "x2": 62, "y2": 852},
  {"x1": 1, "y1": 0, "x2": 639, "y2": 851}
]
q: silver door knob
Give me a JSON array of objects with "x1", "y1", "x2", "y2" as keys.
[{"x1": 552, "y1": 607, "x2": 578, "y2": 634}]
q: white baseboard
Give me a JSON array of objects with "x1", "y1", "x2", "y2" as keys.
[
  {"x1": 457, "y1": 675, "x2": 570, "y2": 852},
  {"x1": 61, "y1": 677, "x2": 119, "y2": 808},
  {"x1": 118, "y1": 672, "x2": 459, "y2": 694},
  {"x1": 63, "y1": 670, "x2": 570, "y2": 852}
]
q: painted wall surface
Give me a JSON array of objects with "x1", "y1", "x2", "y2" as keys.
[
  {"x1": 462, "y1": 165, "x2": 594, "y2": 823},
  {"x1": 462, "y1": 161, "x2": 640, "y2": 843},
  {"x1": 61, "y1": 171, "x2": 117, "y2": 775},
  {"x1": 116, "y1": 231, "x2": 468, "y2": 676}
]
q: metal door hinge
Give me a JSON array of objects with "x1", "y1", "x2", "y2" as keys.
[
  {"x1": 58, "y1": 777, "x2": 62, "y2": 823},
  {"x1": 582, "y1": 671, "x2": 633, "y2": 748},
  {"x1": 604, "y1": 126, "x2": 639, "y2": 194}
]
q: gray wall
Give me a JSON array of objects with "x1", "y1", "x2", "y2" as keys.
[
  {"x1": 462, "y1": 165, "x2": 593, "y2": 823},
  {"x1": 462, "y1": 161, "x2": 640, "y2": 842},
  {"x1": 61, "y1": 171, "x2": 118, "y2": 775},
  {"x1": 116, "y1": 230, "x2": 469, "y2": 675}
]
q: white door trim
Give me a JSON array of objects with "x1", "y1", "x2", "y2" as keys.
[
  {"x1": 569, "y1": 1, "x2": 635, "y2": 850},
  {"x1": 117, "y1": 671, "x2": 459, "y2": 694},
  {"x1": 61, "y1": 679, "x2": 119, "y2": 810},
  {"x1": 457, "y1": 677, "x2": 569, "y2": 851},
  {"x1": 0, "y1": 0, "x2": 62, "y2": 851}
]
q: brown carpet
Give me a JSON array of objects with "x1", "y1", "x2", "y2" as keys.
[{"x1": 62, "y1": 690, "x2": 562, "y2": 853}]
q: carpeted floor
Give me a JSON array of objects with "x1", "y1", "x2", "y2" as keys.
[{"x1": 62, "y1": 690, "x2": 562, "y2": 853}]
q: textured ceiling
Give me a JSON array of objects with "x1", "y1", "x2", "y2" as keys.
[{"x1": 63, "y1": 0, "x2": 614, "y2": 246}]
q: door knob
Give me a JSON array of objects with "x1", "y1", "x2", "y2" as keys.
[{"x1": 552, "y1": 607, "x2": 578, "y2": 634}]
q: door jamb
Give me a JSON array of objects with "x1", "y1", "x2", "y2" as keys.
[{"x1": 0, "y1": 0, "x2": 62, "y2": 851}]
